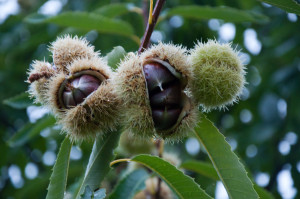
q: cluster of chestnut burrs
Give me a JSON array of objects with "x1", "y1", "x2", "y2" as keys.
[{"x1": 28, "y1": 35, "x2": 245, "y2": 141}]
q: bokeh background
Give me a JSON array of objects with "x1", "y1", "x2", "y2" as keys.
[{"x1": 0, "y1": 0, "x2": 299, "y2": 198}]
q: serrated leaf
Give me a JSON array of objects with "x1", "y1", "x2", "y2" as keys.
[
  {"x1": 259, "y1": 0, "x2": 300, "y2": 16},
  {"x1": 193, "y1": 115, "x2": 259, "y2": 199},
  {"x1": 109, "y1": 169, "x2": 149, "y2": 199},
  {"x1": 8, "y1": 115, "x2": 56, "y2": 147},
  {"x1": 253, "y1": 184, "x2": 275, "y2": 199},
  {"x1": 3, "y1": 92, "x2": 33, "y2": 109},
  {"x1": 24, "y1": 12, "x2": 138, "y2": 43},
  {"x1": 181, "y1": 160, "x2": 274, "y2": 199},
  {"x1": 46, "y1": 138, "x2": 73, "y2": 199},
  {"x1": 104, "y1": 46, "x2": 126, "y2": 70},
  {"x1": 129, "y1": 155, "x2": 213, "y2": 199},
  {"x1": 75, "y1": 131, "x2": 121, "y2": 199},
  {"x1": 166, "y1": 6, "x2": 269, "y2": 23},
  {"x1": 180, "y1": 160, "x2": 219, "y2": 180},
  {"x1": 94, "y1": 3, "x2": 139, "y2": 18}
]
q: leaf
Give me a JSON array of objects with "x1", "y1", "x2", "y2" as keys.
[
  {"x1": 165, "y1": 6, "x2": 269, "y2": 23},
  {"x1": 81, "y1": 186, "x2": 93, "y2": 199},
  {"x1": 259, "y1": 0, "x2": 300, "y2": 16},
  {"x1": 181, "y1": 160, "x2": 274, "y2": 199},
  {"x1": 3, "y1": 92, "x2": 33, "y2": 109},
  {"x1": 24, "y1": 12, "x2": 139, "y2": 43},
  {"x1": 253, "y1": 184, "x2": 275, "y2": 199},
  {"x1": 75, "y1": 131, "x2": 121, "y2": 199},
  {"x1": 46, "y1": 138, "x2": 73, "y2": 199},
  {"x1": 7, "y1": 115, "x2": 56, "y2": 147},
  {"x1": 180, "y1": 160, "x2": 219, "y2": 180},
  {"x1": 130, "y1": 155, "x2": 213, "y2": 199},
  {"x1": 193, "y1": 115, "x2": 259, "y2": 199},
  {"x1": 109, "y1": 169, "x2": 149, "y2": 199},
  {"x1": 80, "y1": 186, "x2": 106, "y2": 199},
  {"x1": 94, "y1": 3, "x2": 140, "y2": 18},
  {"x1": 94, "y1": 189, "x2": 106, "y2": 199},
  {"x1": 104, "y1": 46, "x2": 127, "y2": 70}
]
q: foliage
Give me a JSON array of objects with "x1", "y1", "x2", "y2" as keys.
[{"x1": 1, "y1": 0, "x2": 300, "y2": 199}]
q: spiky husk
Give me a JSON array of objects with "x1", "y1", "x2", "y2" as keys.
[
  {"x1": 28, "y1": 60, "x2": 56, "y2": 104},
  {"x1": 189, "y1": 40, "x2": 246, "y2": 111},
  {"x1": 133, "y1": 177, "x2": 173, "y2": 199},
  {"x1": 59, "y1": 80, "x2": 120, "y2": 141},
  {"x1": 68, "y1": 57, "x2": 112, "y2": 79},
  {"x1": 46, "y1": 59, "x2": 120, "y2": 141},
  {"x1": 162, "y1": 152, "x2": 181, "y2": 167},
  {"x1": 119, "y1": 131, "x2": 155, "y2": 155},
  {"x1": 140, "y1": 42, "x2": 193, "y2": 81},
  {"x1": 49, "y1": 35, "x2": 99, "y2": 72},
  {"x1": 113, "y1": 44, "x2": 198, "y2": 141}
]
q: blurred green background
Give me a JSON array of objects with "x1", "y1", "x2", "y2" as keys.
[{"x1": 0, "y1": 0, "x2": 299, "y2": 198}]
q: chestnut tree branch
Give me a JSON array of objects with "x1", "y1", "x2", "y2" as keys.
[{"x1": 138, "y1": 0, "x2": 166, "y2": 54}]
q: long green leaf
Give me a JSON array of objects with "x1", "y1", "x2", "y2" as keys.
[
  {"x1": 3, "y1": 92, "x2": 33, "y2": 109},
  {"x1": 193, "y1": 115, "x2": 259, "y2": 199},
  {"x1": 104, "y1": 46, "x2": 127, "y2": 71},
  {"x1": 130, "y1": 155, "x2": 213, "y2": 199},
  {"x1": 94, "y1": 3, "x2": 141, "y2": 18},
  {"x1": 181, "y1": 160, "x2": 274, "y2": 199},
  {"x1": 109, "y1": 169, "x2": 149, "y2": 199},
  {"x1": 8, "y1": 115, "x2": 56, "y2": 147},
  {"x1": 75, "y1": 131, "x2": 121, "y2": 199},
  {"x1": 259, "y1": 0, "x2": 300, "y2": 16},
  {"x1": 24, "y1": 12, "x2": 138, "y2": 42},
  {"x1": 166, "y1": 6, "x2": 269, "y2": 23},
  {"x1": 46, "y1": 138, "x2": 73, "y2": 199}
]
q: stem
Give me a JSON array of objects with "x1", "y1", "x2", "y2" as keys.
[
  {"x1": 138, "y1": 0, "x2": 166, "y2": 54},
  {"x1": 142, "y1": 0, "x2": 149, "y2": 27},
  {"x1": 110, "y1": 158, "x2": 131, "y2": 167},
  {"x1": 155, "y1": 139, "x2": 164, "y2": 199}
]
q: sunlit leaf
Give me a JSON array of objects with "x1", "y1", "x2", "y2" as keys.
[
  {"x1": 259, "y1": 0, "x2": 300, "y2": 15},
  {"x1": 75, "y1": 131, "x2": 121, "y2": 199},
  {"x1": 129, "y1": 155, "x2": 213, "y2": 199},
  {"x1": 46, "y1": 138, "x2": 73, "y2": 199},
  {"x1": 165, "y1": 6, "x2": 269, "y2": 23},
  {"x1": 193, "y1": 115, "x2": 259, "y2": 199},
  {"x1": 109, "y1": 169, "x2": 149, "y2": 199},
  {"x1": 104, "y1": 46, "x2": 127, "y2": 70},
  {"x1": 3, "y1": 92, "x2": 33, "y2": 109},
  {"x1": 7, "y1": 115, "x2": 56, "y2": 147}
]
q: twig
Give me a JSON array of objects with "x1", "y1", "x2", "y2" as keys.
[
  {"x1": 155, "y1": 139, "x2": 164, "y2": 199},
  {"x1": 142, "y1": 0, "x2": 149, "y2": 27},
  {"x1": 138, "y1": 1, "x2": 166, "y2": 197},
  {"x1": 138, "y1": 0, "x2": 166, "y2": 54}
]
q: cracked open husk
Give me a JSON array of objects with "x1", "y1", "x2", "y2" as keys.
[{"x1": 113, "y1": 43, "x2": 198, "y2": 141}]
